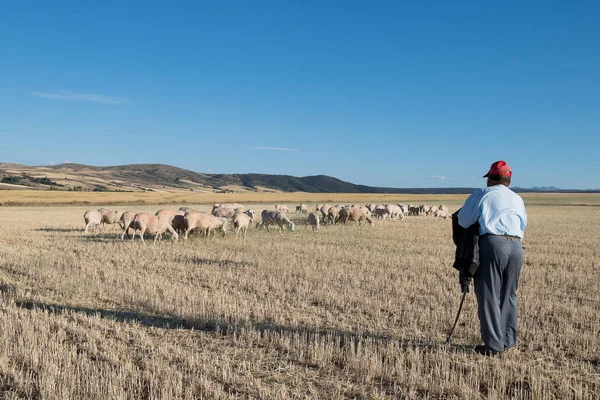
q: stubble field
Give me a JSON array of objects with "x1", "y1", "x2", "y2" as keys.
[{"x1": 0, "y1": 193, "x2": 598, "y2": 399}]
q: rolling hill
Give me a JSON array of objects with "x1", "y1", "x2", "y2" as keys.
[{"x1": 1, "y1": 163, "x2": 597, "y2": 194}]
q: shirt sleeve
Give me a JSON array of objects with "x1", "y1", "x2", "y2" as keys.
[
  {"x1": 520, "y1": 198, "x2": 528, "y2": 231},
  {"x1": 457, "y1": 191, "x2": 481, "y2": 228}
]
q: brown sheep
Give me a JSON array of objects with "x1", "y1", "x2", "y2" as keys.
[
  {"x1": 155, "y1": 209, "x2": 186, "y2": 232},
  {"x1": 119, "y1": 211, "x2": 137, "y2": 240},
  {"x1": 307, "y1": 212, "x2": 319, "y2": 230},
  {"x1": 131, "y1": 212, "x2": 178, "y2": 243}
]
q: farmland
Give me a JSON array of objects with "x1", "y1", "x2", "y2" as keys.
[{"x1": 0, "y1": 193, "x2": 599, "y2": 399}]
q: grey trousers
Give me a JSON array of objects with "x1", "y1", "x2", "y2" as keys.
[{"x1": 474, "y1": 234, "x2": 524, "y2": 352}]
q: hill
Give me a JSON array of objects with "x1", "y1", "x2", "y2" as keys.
[{"x1": 1, "y1": 163, "x2": 597, "y2": 194}]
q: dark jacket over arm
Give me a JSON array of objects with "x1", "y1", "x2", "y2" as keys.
[{"x1": 452, "y1": 209, "x2": 480, "y2": 292}]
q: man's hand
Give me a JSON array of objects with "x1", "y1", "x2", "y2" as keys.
[{"x1": 459, "y1": 268, "x2": 472, "y2": 293}]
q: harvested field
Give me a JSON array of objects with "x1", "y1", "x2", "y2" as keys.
[{"x1": 0, "y1": 195, "x2": 599, "y2": 398}]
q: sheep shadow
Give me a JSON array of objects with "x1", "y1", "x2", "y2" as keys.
[
  {"x1": 188, "y1": 257, "x2": 257, "y2": 269},
  {"x1": 78, "y1": 235, "x2": 123, "y2": 244},
  {"x1": 14, "y1": 299, "x2": 466, "y2": 354},
  {"x1": 35, "y1": 227, "x2": 82, "y2": 233}
]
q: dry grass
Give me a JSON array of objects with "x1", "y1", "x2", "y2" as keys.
[
  {"x1": 0, "y1": 190, "x2": 475, "y2": 206},
  {"x1": 4, "y1": 190, "x2": 600, "y2": 207},
  {"x1": 0, "y1": 195, "x2": 599, "y2": 399}
]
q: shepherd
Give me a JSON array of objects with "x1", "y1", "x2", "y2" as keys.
[{"x1": 456, "y1": 160, "x2": 528, "y2": 356}]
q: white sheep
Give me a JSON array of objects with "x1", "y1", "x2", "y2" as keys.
[
  {"x1": 184, "y1": 211, "x2": 228, "y2": 239},
  {"x1": 260, "y1": 210, "x2": 295, "y2": 233},
  {"x1": 83, "y1": 210, "x2": 102, "y2": 233}
]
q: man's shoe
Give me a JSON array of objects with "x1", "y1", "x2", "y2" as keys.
[{"x1": 474, "y1": 345, "x2": 501, "y2": 356}]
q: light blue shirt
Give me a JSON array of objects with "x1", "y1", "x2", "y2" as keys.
[{"x1": 458, "y1": 185, "x2": 527, "y2": 239}]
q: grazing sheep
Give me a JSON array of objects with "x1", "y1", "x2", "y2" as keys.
[
  {"x1": 342, "y1": 207, "x2": 374, "y2": 226},
  {"x1": 319, "y1": 205, "x2": 332, "y2": 224},
  {"x1": 275, "y1": 204, "x2": 290, "y2": 213},
  {"x1": 397, "y1": 203, "x2": 409, "y2": 216},
  {"x1": 212, "y1": 206, "x2": 237, "y2": 219},
  {"x1": 433, "y1": 209, "x2": 451, "y2": 221},
  {"x1": 131, "y1": 212, "x2": 178, "y2": 243},
  {"x1": 179, "y1": 206, "x2": 199, "y2": 213},
  {"x1": 83, "y1": 210, "x2": 102, "y2": 233},
  {"x1": 307, "y1": 212, "x2": 319, "y2": 230},
  {"x1": 260, "y1": 210, "x2": 295, "y2": 233},
  {"x1": 327, "y1": 206, "x2": 341, "y2": 224},
  {"x1": 184, "y1": 211, "x2": 228, "y2": 239},
  {"x1": 296, "y1": 204, "x2": 308, "y2": 213},
  {"x1": 385, "y1": 204, "x2": 404, "y2": 221},
  {"x1": 438, "y1": 204, "x2": 449, "y2": 213},
  {"x1": 373, "y1": 205, "x2": 388, "y2": 220},
  {"x1": 232, "y1": 210, "x2": 253, "y2": 239},
  {"x1": 155, "y1": 209, "x2": 186, "y2": 232},
  {"x1": 212, "y1": 203, "x2": 244, "y2": 213},
  {"x1": 119, "y1": 211, "x2": 137, "y2": 240},
  {"x1": 98, "y1": 208, "x2": 121, "y2": 230},
  {"x1": 408, "y1": 205, "x2": 421, "y2": 216}
]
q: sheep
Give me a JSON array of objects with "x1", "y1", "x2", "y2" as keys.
[
  {"x1": 364, "y1": 204, "x2": 376, "y2": 212},
  {"x1": 212, "y1": 203, "x2": 244, "y2": 213},
  {"x1": 307, "y1": 212, "x2": 319, "y2": 230},
  {"x1": 83, "y1": 210, "x2": 102, "y2": 233},
  {"x1": 438, "y1": 204, "x2": 449, "y2": 213},
  {"x1": 296, "y1": 204, "x2": 308, "y2": 214},
  {"x1": 155, "y1": 209, "x2": 186, "y2": 232},
  {"x1": 433, "y1": 209, "x2": 451, "y2": 221},
  {"x1": 319, "y1": 205, "x2": 332, "y2": 223},
  {"x1": 260, "y1": 210, "x2": 295, "y2": 233},
  {"x1": 408, "y1": 205, "x2": 421, "y2": 216},
  {"x1": 275, "y1": 204, "x2": 290, "y2": 213},
  {"x1": 385, "y1": 204, "x2": 404, "y2": 221},
  {"x1": 373, "y1": 205, "x2": 388, "y2": 219},
  {"x1": 327, "y1": 206, "x2": 341, "y2": 224},
  {"x1": 184, "y1": 211, "x2": 228, "y2": 240},
  {"x1": 119, "y1": 211, "x2": 137, "y2": 240},
  {"x1": 397, "y1": 203, "x2": 409, "y2": 216},
  {"x1": 97, "y1": 208, "x2": 121, "y2": 230},
  {"x1": 131, "y1": 212, "x2": 178, "y2": 243},
  {"x1": 245, "y1": 209, "x2": 256, "y2": 220},
  {"x1": 179, "y1": 206, "x2": 198, "y2": 213},
  {"x1": 418, "y1": 205, "x2": 430, "y2": 216},
  {"x1": 232, "y1": 210, "x2": 253, "y2": 239},
  {"x1": 212, "y1": 206, "x2": 237, "y2": 219},
  {"x1": 342, "y1": 207, "x2": 374, "y2": 226}
]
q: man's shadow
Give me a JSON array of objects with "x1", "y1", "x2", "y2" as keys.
[{"x1": 13, "y1": 299, "x2": 471, "y2": 354}]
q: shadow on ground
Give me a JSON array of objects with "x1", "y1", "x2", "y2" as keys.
[
  {"x1": 35, "y1": 227, "x2": 82, "y2": 233},
  {"x1": 13, "y1": 299, "x2": 468, "y2": 353}
]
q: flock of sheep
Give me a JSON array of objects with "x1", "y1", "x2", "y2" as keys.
[{"x1": 82, "y1": 202, "x2": 450, "y2": 243}]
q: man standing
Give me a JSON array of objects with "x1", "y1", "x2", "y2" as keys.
[{"x1": 458, "y1": 160, "x2": 527, "y2": 355}]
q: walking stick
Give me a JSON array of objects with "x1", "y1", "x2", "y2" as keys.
[{"x1": 446, "y1": 292, "x2": 467, "y2": 344}]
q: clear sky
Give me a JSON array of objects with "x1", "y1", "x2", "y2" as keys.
[{"x1": 1, "y1": 1, "x2": 599, "y2": 189}]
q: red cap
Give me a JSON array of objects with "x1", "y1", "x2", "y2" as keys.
[{"x1": 483, "y1": 160, "x2": 512, "y2": 178}]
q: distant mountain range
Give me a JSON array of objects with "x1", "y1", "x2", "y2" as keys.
[{"x1": 0, "y1": 163, "x2": 598, "y2": 194}]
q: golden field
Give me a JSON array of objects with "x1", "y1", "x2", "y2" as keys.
[{"x1": 0, "y1": 193, "x2": 599, "y2": 399}]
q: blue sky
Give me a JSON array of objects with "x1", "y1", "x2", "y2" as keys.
[{"x1": 1, "y1": 1, "x2": 599, "y2": 189}]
